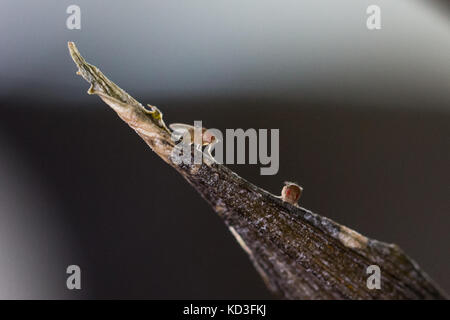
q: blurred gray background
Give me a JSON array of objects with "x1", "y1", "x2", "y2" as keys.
[{"x1": 0, "y1": 0, "x2": 449, "y2": 298}]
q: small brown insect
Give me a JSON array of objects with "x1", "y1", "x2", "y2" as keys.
[
  {"x1": 281, "y1": 182, "x2": 303, "y2": 206},
  {"x1": 169, "y1": 123, "x2": 216, "y2": 146}
]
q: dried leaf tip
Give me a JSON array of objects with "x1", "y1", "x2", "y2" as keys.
[{"x1": 67, "y1": 41, "x2": 171, "y2": 135}]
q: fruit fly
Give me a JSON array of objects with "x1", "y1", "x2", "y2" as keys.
[{"x1": 169, "y1": 123, "x2": 216, "y2": 146}]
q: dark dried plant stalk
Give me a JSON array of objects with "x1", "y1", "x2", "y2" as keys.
[{"x1": 68, "y1": 42, "x2": 447, "y2": 300}]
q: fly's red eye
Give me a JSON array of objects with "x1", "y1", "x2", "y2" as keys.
[{"x1": 202, "y1": 131, "x2": 215, "y2": 145}]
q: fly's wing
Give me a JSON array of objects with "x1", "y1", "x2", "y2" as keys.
[{"x1": 169, "y1": 123, "x2": 194, "y2": 144}]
